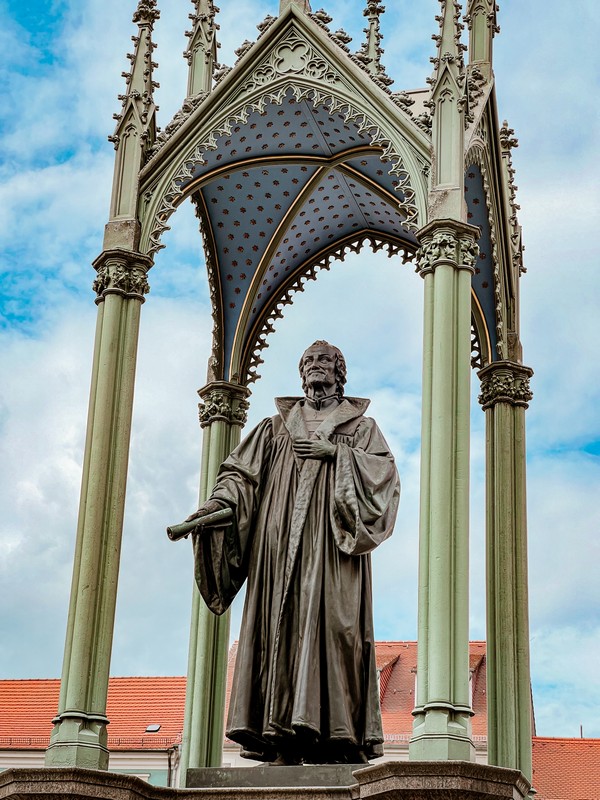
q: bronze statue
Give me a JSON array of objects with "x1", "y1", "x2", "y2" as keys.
[{"x1": 188, "y1": 341, "x2": 400, "y2": 765}]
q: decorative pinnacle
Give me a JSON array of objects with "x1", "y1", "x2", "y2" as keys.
[
  {"x1": 430, "y1": 0, "x2": 467, "y2": 76},
  {"x1": 355, "y1": 1, "x2": 393, "y2": 87},
  {"x1": 184, "y1": 0, "x2": 220, "y2": 96},
  {"x1": 109, "y1": 0, "x2": 160, "y2": 150},
  {"x1": 464, "y1": 0, "x2": 500, "y2": 36}
]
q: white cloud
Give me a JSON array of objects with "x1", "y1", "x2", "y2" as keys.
[
  {"x1": 528, "y1": 453, "x2": 600, "y2": 629},
  {"x1": 0, "y1": 0, "x2": 598, "y2": 743},
  {"x1": 531, "y1": 624, "x2": 600, "y2": 738}
]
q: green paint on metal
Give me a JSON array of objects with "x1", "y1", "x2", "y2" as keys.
[
  {"x1": 46, "y1": 285, "x2": 145, "y2": 770},
  {"x1": 479, "y1": 361, "x2": 533, "y2": 783},
  {"x1": 410, "y1": 220, "x2": 479, "y2": 763},
  {"x1": 179, "y1": 383, "x2": 249, "y2": 781}
]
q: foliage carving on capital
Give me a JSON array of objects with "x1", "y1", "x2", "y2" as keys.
[
  {"x1": 198, "y1": 384, "x2": 250, "y2": 427},
  {"x1": 416, "y1": 225, "x2": 479, "y2": 276},
  {"x1": 459, "y1": 236, "x2": 479, "y2": 270},
  {"x1": 92, "y1": 252, "x2": 152, "y2": 302},
  {"x1": 478, "y1": 362, "x2": 533, "y2": 410}
]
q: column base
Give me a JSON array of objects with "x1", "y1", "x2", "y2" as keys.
[
  {"x1": 410, "y1": 709, "x2": 475, "y2": 762},
  {"x1": 45, "y1": 713, "x2": 109, "y2": 770}
]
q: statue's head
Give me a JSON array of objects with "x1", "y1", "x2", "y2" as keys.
[{"x1": 299, "y1": 341, "x2": 347, "y2": 397}]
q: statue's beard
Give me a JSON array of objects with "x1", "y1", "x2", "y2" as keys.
[{"x1": 305, "y1": 371, "x2": 332, "y2": 392}]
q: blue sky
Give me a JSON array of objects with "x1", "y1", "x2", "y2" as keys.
[{"x1": 1, "y1": 0, "x2": 599, "y2": 743}]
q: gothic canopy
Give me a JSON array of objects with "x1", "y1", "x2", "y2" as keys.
[{"x1": 110, "y1": 0, "x2": 523, "y2": 384}]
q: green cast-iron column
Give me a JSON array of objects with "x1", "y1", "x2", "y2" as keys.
[
  {"x1": 478, "y1": 361, "x2": 533, "y2": 782},
  {"x1": 179, "y1": 381, "x2": 250, "y2": 780},
  {"x1": 410, "y1": 220, "x2": 479, "y2": 762},
  {"x1": 45, "y1": 249, "x2": 152, "y2": 770}
]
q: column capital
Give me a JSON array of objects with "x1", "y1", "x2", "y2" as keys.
[
  {"x1": 416, "y1": 219, "x2": 480, "y2": 278},
  {"x1": 478, "y1": 360, "x2": 533, "y2": 410},
  {"x1": 198, "y1": 381, "x2": 251, "y2": 428},
  {"x1": 92, "y1": 249, "x2": 153, "y2": 304}
]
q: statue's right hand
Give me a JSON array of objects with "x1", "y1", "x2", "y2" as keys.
[{"x1": 185, "y1": 498, "x2": 224, "y2": 524}]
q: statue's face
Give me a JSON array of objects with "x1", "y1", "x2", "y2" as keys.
[{"x1": 301, "y1": 344, "x2": 337, "y2": 393}]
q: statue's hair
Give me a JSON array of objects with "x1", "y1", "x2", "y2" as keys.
[{"x1": 299, "y1": 340, "x2": 347, "y2": 396}]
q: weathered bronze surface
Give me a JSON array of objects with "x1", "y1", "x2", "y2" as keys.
[
  {"x1": 167, "y1": 507, "x2": 233, "y2": 541},
  {"x1": 188, "y1": 342, "x2": 400, "y2": 766}
]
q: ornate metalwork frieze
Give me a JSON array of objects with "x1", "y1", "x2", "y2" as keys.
[
  {"x1": 499, "y1": 119, "x2": 525, "y2": 277},
  {"x1": 471, "y1": 320, "x2": 483, "y2": 370},
  {"x1": 478, "y1": 361, "x2": 533, "y2": 410},
  {"x1": 92, "y1": 250, "x2": 153, "y2": 303},
  {"x1": 242, "y1": 233, "x2": 413, "y2": 385},
  {"x1": 198, "y1": 381, "x2": 251, "y2": 427},
  {"x1": 464, "y1": 146, "x2": 505, "y2": 360}
]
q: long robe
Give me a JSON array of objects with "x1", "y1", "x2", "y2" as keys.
[{"x1": 194, "y1": 396, "x2": 400, "y2": 763}]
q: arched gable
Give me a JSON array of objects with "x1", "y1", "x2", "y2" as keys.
[{"x1": 136, "y1": 8, "x2": 430, "y2": 383}]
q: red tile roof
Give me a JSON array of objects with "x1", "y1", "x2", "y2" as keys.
[
  {"x1": 375, "y1": 641, "x2": 488, "y2": 743},
  {"x1": 0, "y1": 641, "x2": 497, "y2": 757},
  {"x1": 4, "y1": 658, "x2": 597, "y2": 796},
  {"x1": 0, "y1": 677, "x2": 185, "y2": 751},
  {"x1": 0, "y1": 643, "x2": 488, "y2": 751},
  {"x1": 531, "y1": 737, "x2": 600, "y2": 800}
]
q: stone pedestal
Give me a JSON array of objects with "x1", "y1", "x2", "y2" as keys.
[
  {"x1": 354, "y1": 762, "x2": 530, "y2": 799},
  {"x1": 186, "y1": 764, "x2": 364, "y2": 788},
  {"x1": 0, "y1": 763, "x2": 530, "y2": 800}
]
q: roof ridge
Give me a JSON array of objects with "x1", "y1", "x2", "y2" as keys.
[
  {"x1": 107, "y1": 675, "x2": 187, "y2": 680},
  {"x1": 533, "y1": 736, "x2": 600, "y2": 744}
]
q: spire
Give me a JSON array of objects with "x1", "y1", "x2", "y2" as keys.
[
  {"x1": 184, "y1": 0, "x2": 219, "y2": 98},
  {"x1": 464, "y1": 0, "x2": 499, "y2": 76},
  {"x1": 108, "y1": 0, "x2": 160, "y2": 222},
  {"x1": 426, "y1": 0, "x2": 468, "y2": 220},
  {"x1": 355, "y1": 1, "x2": 393, "y2": 86},
  {"x1": 430, "y1": 0, "x2": 466, "y2": 80}
]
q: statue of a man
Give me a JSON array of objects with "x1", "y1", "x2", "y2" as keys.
[{"x1": 189, "y1": 341, "x2": 400, "y2": 765}]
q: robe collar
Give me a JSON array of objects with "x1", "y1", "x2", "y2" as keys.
[{"x1": 275, "y1": 396, "x2": 370, "y2": 442}]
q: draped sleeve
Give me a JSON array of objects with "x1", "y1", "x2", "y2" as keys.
[
  {"x1": 329, "y1": 417, "x2": 400, "y2": 556},
  {"x1": 193, "y1": 417, "x2": 273, "y2": 614}
]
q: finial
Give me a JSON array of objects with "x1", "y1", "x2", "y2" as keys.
[
  {"x1": 499, "y1": 120, "x2": 518, "y2": 151},
  {"x1": 184, "y1": 0, "x2": 220, "y2": 97},
  {"x1": 132, "y1": 0, "x2": 160, "y2": 25},
  {"x1": 109, "y1": 0, "x2": 160, "y2": 152},
  {"x1": 355, "y1": 1, "x2": 393, "y2": 87},
  {"x1": 279, "y1": 0, "x2": 311, "y2": 14}
]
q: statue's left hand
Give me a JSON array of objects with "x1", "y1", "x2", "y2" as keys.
[{"x1": 293, "y1": 435, "x2": 336, "y2": 460}]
